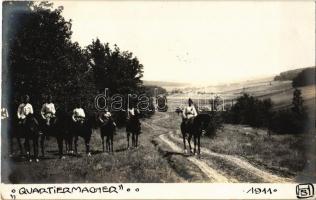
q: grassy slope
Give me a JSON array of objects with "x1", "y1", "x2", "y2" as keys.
[
  {"x1": 2, "y1": 124, "x2": 182, "y2": 183},
  {"x1": 163, "y1": 112, "x2": 316, "y2": 180}
]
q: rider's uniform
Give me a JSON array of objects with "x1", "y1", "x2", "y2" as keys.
[
  {"x1": 1, "y1": 107, "x2": 9, "y2": 120},
  {"x1": 98, "y1": 111, "x2": 116, "y2": 126},
  {"x1": 72, "y1": 107, "x2": 85, "y2": 123},
  {"x1": 41, "y1": 103, "x2": 56, "y2": 125},
  {"x1": 99, "y1": 111, "x2": 111, "y2": 121},
  {"x1": 127, "y1": 108, "x2": 135, "y2": 120},
  {"x1": 17, "y1": 103, "x2": 34, "y2": 124},
  {"x1": 182, "y1": 105, "x2": 197, "y2": 125}
]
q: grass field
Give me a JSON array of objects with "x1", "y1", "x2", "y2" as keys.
[
  {"x1": 2, "y1": 124, "x2": 182, "y2": 183},
  {"x1": 2, "y1": 80, "x2": 315, "y2": 183},
  {"x1": 158, "y1": 112, "x2": 316, "y2": 180}
]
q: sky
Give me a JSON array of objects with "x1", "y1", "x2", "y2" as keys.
[{"x1": 56, "y1": 1, "x2": 315, "y2": 85}]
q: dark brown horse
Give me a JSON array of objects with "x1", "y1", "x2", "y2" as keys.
[
  {"x1": 9, "y1": 117, "x2": 24, "y2": 157},
  {"x1": 19, "y1": 116, "x2": 41, "y2": 162},
  {"x1": 39, "y1": 110, "x2": 70, "y2": 159},
  {"x1": 69, "y1": 117, "x2": 93, "y2": 156},
  {"x1": 126, "y1": 111, "x2": 141, "y2": 149},
  {"x1": 180, "y1": 113, "x2": 211, "y2": 156},
  {"x1": 99, "y1": 117, "x2": 116, "y2": 153},
  {"x1": 9, "y1": 115, "x2": 41, "y2": 162}
]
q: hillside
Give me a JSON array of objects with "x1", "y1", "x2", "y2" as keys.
[{"x1": 274, "y1": 67, "x2": 312, "y2": 81}]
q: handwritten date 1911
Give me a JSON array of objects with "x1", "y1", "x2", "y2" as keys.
[{"x1": 245, "y1": 187, "x2": 278, "y2": 195}]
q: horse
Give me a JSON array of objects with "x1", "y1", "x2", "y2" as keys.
[
  {"x1": 39, "y1": 110, "x2": 70, "y2": 159},
  {"x1": 68, "y1": 116, "x2": 93, "y2": 156},
  {"x1": 180, "y1": 113, "x2": 211, "y2": 156},
  {"x1": 8, "y1": 115, "x2": 41, "y2": 161},
  {"x1": 126, "y1": 112, "x2": 141, "y2": 149},
  {"x1": 22, "y1": 115, "x2": 41, "y2": 162},
  {"x1": 9, "y1": 117, "x2": 25, "y2": 157},
  {"x1": 99, "y1": 117, "x2": 116, "y2": 153}
]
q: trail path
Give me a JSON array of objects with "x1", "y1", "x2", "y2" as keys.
[{"x1": 143, "y1": 112, "x2": 293, "y2": 183}]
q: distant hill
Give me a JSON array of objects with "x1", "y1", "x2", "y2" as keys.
[
  {"x1": 292, "y1": 67, "x2": 316, "y2": 87},
  {"x1": 274, "y1": 67, "x2": 311, "y2": 81},
  {"x1": 143, "y1": 80, "x2": 188, "y2": 87}
]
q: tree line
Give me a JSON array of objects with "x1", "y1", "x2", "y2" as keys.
[
  {"x1": 274, "y1": 66, "x2": 315, "y2": 88},
  {"x1": 223, "y1": 89, "x2": 310, "y2": 134},
  {"x1": 197, "y1": 88, "x2": 311, "y2": 137},
  {"x1": 2, "y1": 2, "x2": 155, "y2": 125}
]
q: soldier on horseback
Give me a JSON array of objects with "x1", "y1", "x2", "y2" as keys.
[
  {"x1": 98, "y1": 108, "x2": 116, "y2": 153},
  {"x1": 40, "y1": 95, "x2": 56, "y2": 126},
  {"x1": 17, "y1": 94, "x2": 40, "y2": 161},
  {"x1": 17, "y1": 95, "x2": 34, "y2": 125},
  {"x1": 182, "y1": 98, "x2": 198, "y2": 129},
  {"x1": 70, "y1": 101, "x2": 92, "y2": 156},
  {"x1": 98, "y1": 108, "x2": 116, "y2": 127},
  {"x1": 126, "y1": 102, "x2": 141, "y2": 149},
  {"x1": 72, "y1": 102, "x2": 86, "y2": 124}
]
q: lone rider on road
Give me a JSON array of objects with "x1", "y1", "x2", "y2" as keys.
[{"x1": 182, "y1": 98, "x2": 198, "y2": 127}]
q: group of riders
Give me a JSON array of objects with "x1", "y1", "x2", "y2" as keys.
[
  {"x1": 2, "y1": 93, "x2": 200, "y2": 161},
  {"x1": 9, "y1": 93, "x2": 196, "y2": 132},
  {"x1": 9, "y1": 94, "x2": 142, "y2": 129},
  {"x1": 14, "y1": 94, "x2": 118, "y2": 129},
  {"x1": 2, "y1": 94, "x2": 143, "y2": 161}
]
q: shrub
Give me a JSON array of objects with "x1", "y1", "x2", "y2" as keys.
[
  {"x1": 226, "y1": 93, "x2": 272, "y2": 128},
  {"x1": 204, "y1": 111, "x2": 224, "y2": 138},
  {"x1": 269, "y1": 88, "x2": 308, "y2": 134},
  {"x1": 269, "y1": 109, "x2": 307, "y2": 134},
  {"x1": 225, "y1": 90, "x2": 310, "y2": 135}
]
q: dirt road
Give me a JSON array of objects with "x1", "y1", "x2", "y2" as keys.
[
  {"x1": 3, "y1": 111, "x2": 295, "y2": 183},
  {"x1": 143, "y1": 111, "x2": 293, "y2": 183}
]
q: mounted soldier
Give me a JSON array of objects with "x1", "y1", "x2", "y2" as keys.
[
  {"x1": 40, "y1": 95, "x2": 56, "y2": 126},
  {"x1": 17, "y1": 94, "x2": 40, "y2": 162},
  {"x1": 182, "y1": 98, "x2": 198, "y2": 129},
  {"x1": 70, "y1": 101, "x2": 93, "y2": 156},
  {"x1": 126, "y1": 102, "x2": 141, "y2": 149},
  {"x1": 17, "y1": 94, "x2": 34, "y2": 125},
  {"x1": 98, "y1": 108, "x2": 116, "y2": 153},
  {"x1": 72, "y1": 102, "x2": 86, "y2": 124}
]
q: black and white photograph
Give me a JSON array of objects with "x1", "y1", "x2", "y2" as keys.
[{"x1": 1, "y1": 0, "x2": 315, "y2": 190}]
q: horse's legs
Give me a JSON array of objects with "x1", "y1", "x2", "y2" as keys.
[
  {"x1": 132, "y1": 133, "x2": 135, "y2": 148},
  {"x1": 188, "y1": 134, "x2": 192, "y2": 154},
  {"x1": 16, "y1": 137, "x2": 24, "y2": 155},
  {"x1": 110, "y1": 134, "x2": 114, "y2": 153},
  {"x1": 9, "y1": 137, "x2": 14, "y2": 157},
  {"x1": 65, "y1": 138, "x2": 69, "y2": 153},
  {"x1": 127, "y1": 132, "x2": 130, "y2": 149},
  {"x1": 40, "y1": 135, "x2": 45, "y2": 157},
  {"x1": 85, "y1": 137, "x2": 91, "y2": 156},
  {"x1": 135, "y1": 133, "x2": 138, "y2": 148},
  {"x1": 33, "y1": 138, "x2": 39, "y2": 161},
  {"x1": 181, "y1": 123, "x2": 187, "y2": 153},
  {"x1": 182, "y1": 133, "x2": 187, "y2": 153},
  {"x1": 106, "y1": 136, "x2": 109, "y2": 152},
  {"x1": 74, "y1": 136, "x2": 78, "y2": 155},
  {"x1": 198, "y1": 135, "x2": 201, "y2": 156},
  {"x1": 68, "y1": 136, "x2": 73, "y2": 154},
  {"x1": 24, "y1": 137, "x2": 31, "y2": 161},
  {"x1": 102, "y1": 136, "x2": 105, "y2": 152},
  {"x1": 193, "y1": 135, "x2": 197, "y2": 155},
  {"x1": 57, "y1": 137, "x2": 64, "y2": 159}
]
